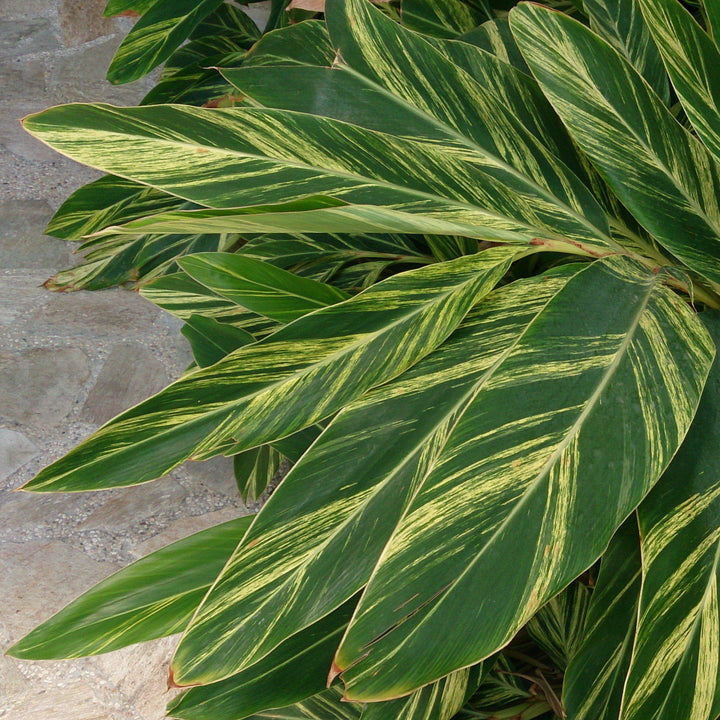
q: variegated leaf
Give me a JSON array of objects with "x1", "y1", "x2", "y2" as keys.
[
  {"x1": 584, "y1": 0, "x2": 669, "y2": 102},
  {"x1": 23, "y1": 96, "x2": 612, "y2": 256},
  {"x1": 233, "y1": 445, "x2": 283, "y2": 504},
  {"x1": 525, "y1": 580, "x2": 590, "y2": 670},
  {"x1": 619, "y1": 311, "x2": 720, "y2": 720},
  {"x1": 458, "y1": 18, "x2": 530, "y2": 74},
  {"x1": 399, "y1": 0, "x2": 489, "y2": 39},
  {"x1": 182, "y1": 315, "x2": 255, "y2": 368},
  {"x1": 236, "y1": 688, "x2": 362, "y2": 720},
  {"x1": 703, "y1": 0, "x2": 720, "y2": 46},
  {"x1": 242, "y1": 20, "x2": 335, "y2": 67},
  {"x1": 331, "y1": 256, "x2": 713, "y2": 700},
  {"x1": 562, "y1": 517, "x2": 642, "y2": 720},
  {"x1": 46, "y1": 175, "x2": 186, "y2": 240},
  {"x1": 140, "y1": 271, "x2": 275, "y2": 331},
  {"x1": 6, "y1": 516, "x2": 253, "y2": 659},
  {"x1": 22, "y1": 247, "x2": 518, "y2": 493},
  {"x1": 107, "y1": 0, "x2": 224, "y2": 84},
  {"x1": 510, "y1": 3, "x2": 720, "y2": 287},
  {"x1": 178, "y1": 253, "x2": 350, "y2": 323},
  {"x1": 166, "y1": 599, "x2": 358, "y2": 720},
  {"x1": 639, "y1": 0, "x2": 720, "y2": 163},
  {"x1": 169, "y1": 265, "x2": 581, "y2": 687},
  {"x1": 361, "y1": 664, "x2": 484, "y2": 720}
]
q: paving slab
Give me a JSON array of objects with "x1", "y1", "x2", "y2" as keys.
[{"x1": 0, "y1": 199, "x2": 71, "y2": 267}]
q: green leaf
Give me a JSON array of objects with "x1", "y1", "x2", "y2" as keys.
[
  {"x1": 226, "y1": 688, "x2": 362, "y2": 720},
  {"x1": 140, "y1": 271, "x2": 276, "y2": 332},
  {"x1": 242, "y1": 20, "x2": 335, "y2": 67},
  {"x1": 66, "y1": 231, "x2": 233, "y2": 291},
  {"x1": 458, "y1": 18, "x2": 531, "y2": 74},
  {"x1": 178, "y1": 253, "x2": 350, "y2": 323},
  {"x1": 361, "y1": 665, "x2": 484, "y2": 720},
  {"x1": 525, "y1": 580, "x2": 590, "y2": 670},
  {"x1": 23, "y1": 97, "x2": 612, "y2": 256},
  {"x1": 703, "y1": 0, "x2": 720, "y2": 45},
  {"x1": 46, "y1": 175, "x2": 186, "y2": 240},
  {"x1": 331, "y1": 256, "x2": 713, "y2": 701},
  {"x1": 169, "y1": 265, "x2": 579, "y2": 687},
  {"x1": 167, "y1": 599, "x2": 358, "y2": 720},
  {"x1": 510, "y1": 3, "x2": 720, "y2": 287},
  {"x1": 107, "y1": 0, "x2": 224, "y2": 84},
  {"x1": 562, "y1": 517, "x2": 642, "y2": 720},
  {"x1": 400, "y1": 0, "x2": 489, "y2": 39},
  {"x1": 23, "y1": 247, "x2": 520, "y2": 493},
  {"x1": 639, "y1": 0, "x2": 720, "y2": 162},
  {"x1": 233, "y1": 444, "x2": 282, "y2": 504},
  {"x1": 7, "y1": 516, "x2": 253, "y2": 659},
  {"x1": 583, "y1": 0, "x2": 669, "y2": 102},
  {"x1": 619, "y1": 311, "x2": 720, "y2": 720},
  {"x1": 269, "y1": 424, "x2": 323, "y2": 464},
  {"x1": 182, "y1": 314, "x2": 255, "y2": 368}
]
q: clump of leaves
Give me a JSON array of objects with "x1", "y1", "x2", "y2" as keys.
[{"x1": 11, "y1": 0, "x2": 720, "y2": 718}]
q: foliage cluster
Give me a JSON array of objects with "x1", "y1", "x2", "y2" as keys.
[{"x1": 10, "y1": 0, "x2": 720, "y2": 718}]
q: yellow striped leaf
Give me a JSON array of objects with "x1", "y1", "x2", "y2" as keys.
[
  {"x1": 169, "y1": 265, "x2": 581, "y2": 687},
  {"x1": 620, "y1": 312, "x2": 720, "y2": 720},
  {"x1": 639, "y1": 0, "x2": 720, "y2": 162},
  {"x1": 525, "y1": 580, "x2": 590, "y2": 670},
  {"x1": 167, "y1": 599, "x2": 358, "y2": 720},
  {"x1": 361, "y1": 664, "x2": 484, "y2": 720},
  {"x1": 22, "y1": 247, "x2": 519, "y2": 493},
  {"x1": 399, "y1": 0, "x2": 489, "y2": 39},
  {"x1": 107, "y1": 0, "x2": 224, "y2": 84},
  {"x1": 703, "y1": 0, "x2": 720, "y2": 46},
  {"x1": 233, "y1": 444, "x2": 282, "y2": 505},
  {"x1": 562, "y1": 517, "x2": 642, "y2": 720},
  {"x1": 331, "y1": 256, "x2": 713, "y2": 700},
  {"x1": 510, "y1": 3, "x2": 720, "y2": 287},
  {"x1": 584, "y1": 0, "x2": 669, "y2": 101},
  {"x1": 178, "y1": 253, "x2": 350, "y2": 323},
  {"x1": 7, "y1": 516, "x2": 253, "y2": 659}
]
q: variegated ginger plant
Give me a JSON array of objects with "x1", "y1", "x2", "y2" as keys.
[{"x1": 10, "y1": 0, "x2": 720, "y2": 718}]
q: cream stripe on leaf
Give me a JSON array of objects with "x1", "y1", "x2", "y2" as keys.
[
  {"x1": 6, "y1": 516, "x2": 253, "y2": 660},
  {"x1": 22, "y1": 246, "x2": 519, "y2": 493},
  {"x1": 701, "y1": 0, "x2": 720, "y2": 47},
  {"x1": 583, "y1": 0, "x2": 669, "y2": 102},
  {"x1": 106, "y1": 0, "x2": 223, "y2": 84},
  {"x1": 45, "y1": 175, "x2": 187, "y2": 240},
  {"x1": 510, "y1": 4, "x2": 720, "y2": 287},
  {"x1": 139, "y1": 271, "x2": 278, "y2": 332},
  {"x1": 562, "y1": 517, "x2": 642, "y2": 720},
  {"x1": 525, "y1": 580, "x2": 590, "y2": 670},
  {"x1": 398, "y1": 0, "x2": 489, "y2": 39},
  {"x1": 178, "y1": 253, "x2": 350, "y2": 324},
  {"x1": 24, "y1": 102, "x2": 611, "y2": 255},
  {"x1": 360, "y1": 664, "x2": 485, "y2": 720},
  {"x1": 458, "y1": 18, "x2": 531, "y2": 75},
  {"x1": 169, "y1": 266, "x2": 581, "y2": 687},
  {"x1": 331, "y1": 256, "x2": 714, "y2": 701},
  {"x1": 166, "y1": 599, "x2": 358, "y2": 720},
  {"x1": 639, "y1": 0, "x2": 720, "y2": 164},
  {"x1": 619, "y1": 312, "x2": 720, "y2": 720},
  {"x1": 325, "y1": 0, "x2": 611, "y2": 245}
]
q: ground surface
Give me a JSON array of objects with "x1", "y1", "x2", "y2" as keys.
[{"x1": 0, "y1": 3, "x2": 269, "y2": 718}]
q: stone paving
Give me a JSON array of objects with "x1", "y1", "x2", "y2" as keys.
[{"x1": 1, "y1": 3, "x2": 269, "y2": 718}]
